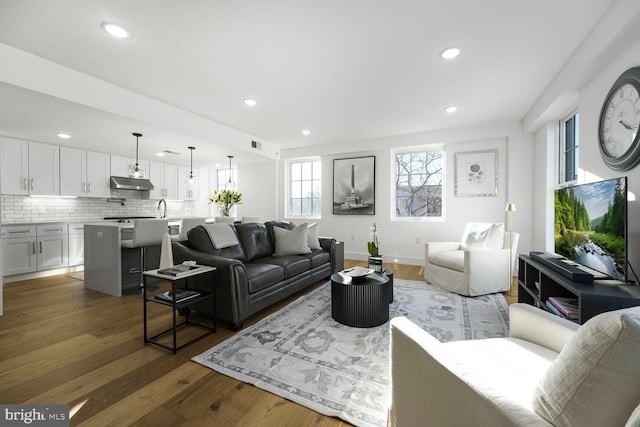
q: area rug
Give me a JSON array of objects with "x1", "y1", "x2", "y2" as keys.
[{"x1": 193, "y1": 280, "x2": 509, "y2": 427}]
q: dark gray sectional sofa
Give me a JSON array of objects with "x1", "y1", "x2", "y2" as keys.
[{"x1": 172, "y1": 220, "x2": 344, "y2": 329}]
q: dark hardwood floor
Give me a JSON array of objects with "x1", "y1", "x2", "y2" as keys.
[{"x1": 0, "y1": 261, "x2": 510, "y2": 426}]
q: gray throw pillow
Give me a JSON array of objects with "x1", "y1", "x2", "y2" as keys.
[
  {"x1": 274, "y1": 223, "x2": 311, "y2": 255},
  {"x1": 307, "y1": 222, "x2": 322, "y2": 250}
]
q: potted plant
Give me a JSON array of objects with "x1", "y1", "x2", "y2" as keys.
[
  {"x1": 207, "y1": 189, "x2": 242, "y2": 217},
  {"x1": 368, "y1": 223, "x2": 383, "y2": 272}
]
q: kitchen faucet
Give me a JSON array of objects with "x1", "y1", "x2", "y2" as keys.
[{"x1": 158, "y1": 198, "x2": 167, "y2": 218}]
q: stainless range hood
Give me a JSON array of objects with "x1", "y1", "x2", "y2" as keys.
[{"x1": 110, "y1": 176, "x2": 155, "y2": 191}]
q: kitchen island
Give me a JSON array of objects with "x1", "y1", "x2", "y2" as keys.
[{"x1": 84, "y1": 222, "x2": 164, "y2": 296}]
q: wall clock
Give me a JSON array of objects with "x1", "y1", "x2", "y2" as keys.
[{"x1": 598, "y1": 66, "x2": 640, "y2": 170}]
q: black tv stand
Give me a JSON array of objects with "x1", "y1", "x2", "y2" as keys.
[{"x1": 518, "y1": 254, "x2": 640, "y2": 324}]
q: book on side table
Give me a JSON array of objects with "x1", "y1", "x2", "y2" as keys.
[
  {"x1": 155, "y1": 288, "x2": 201, "y2": 303},
  {"x1": 157, "y1": 264, "x2": 198, "y2": 276}
]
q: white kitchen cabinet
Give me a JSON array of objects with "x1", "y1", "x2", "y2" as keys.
[
  {"x1": 177, "y1": 166, "x2": 198, "y2": 200},
  {"x1": 0, "y1": 137, "x2": 28, "y2": 195},
  {"x1": 1, "y1": 225, "x2": 37, "y2": 275},
  {"x1": 36, "y1": 224, "x2": 68, "y2": 271},
  {"x1": 1, "y1": 224, "x2": 69, "y2": 276},
  {"x1": 0, "y1": 137, "x2": 59, "y2": 196},
  {"x1": 68, "y1": 223, "x2": 85, "y2": 266},
  {"x1": 111, "y1": 154, "x2": 149, "y2": 179},
  {"x1": 60, "y1": 147, "x2": 110, "y2": 198},
  {"x1": 149, "y1": 161, "x2": 178, "y2": 199}
]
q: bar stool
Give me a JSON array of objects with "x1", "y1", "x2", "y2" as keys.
[
  {"x1": 214, "y1": 216, "x2": 235, "y2": 224},
  {"x1": 121, "y1": 219, "x2": 169, "y2": 289},
  {"x1": 176, "y1": 217, "x2": 206, "y2": 241}
]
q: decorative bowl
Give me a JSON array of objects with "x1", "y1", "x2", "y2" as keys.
[{"x1": 343, "y1": 266, "x2": 374, "y2": 277}]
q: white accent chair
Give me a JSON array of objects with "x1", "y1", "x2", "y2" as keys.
[
  {"x1": 424, "y1": 222, "x2": 519, "y2": 296},
  {"x1": 388, "y1": 304, "x2": 640, "y2": 427}
]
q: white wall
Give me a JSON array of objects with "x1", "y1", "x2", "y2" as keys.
[
  {"x1": 277, "y1": 123, "x2": 534, "y2": 265},
  {"x1": 236, "y1": 160, "x2": 279, "y2": 222}
]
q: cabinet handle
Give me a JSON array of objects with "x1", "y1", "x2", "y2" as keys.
[
  {"x1": 83, "y1": 182, "x2": 87, "y2": 193},
  {"x1": 30, "y1": 178, "x2": 34, "y2": 190},
  {"x1": 23, "y1": 178, "x2": 28, "y2": 190},
  {"x1": 39, "y1": 241, "x2": 43, "y2": 253},
  {"x1": 44, "y1": 228, "x2": 62, "y2": 232},
  {"x1": 87, "y1": 182, "x2": 91, "y2": 193},
  {"x1": 9, "y1": 230, "x2": 30, "y2": 234},
  {"x1": 32, "y1": 242, "x2": 36, "y2": 254}
]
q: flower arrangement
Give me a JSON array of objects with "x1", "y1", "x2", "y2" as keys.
[
  {"x1": 368, "y1": 223, "x2": 380, "y2": 257},
  {"x1": 207, "y1": 189, "x2": 242, "y2": 217}
]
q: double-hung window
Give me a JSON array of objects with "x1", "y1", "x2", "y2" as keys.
[
  {"x1": 394, "y1": 148, "x2": 444, "y2": 218},
  {"x1": 288, "y1": 158, "x2": 321, "y2": 218},
  {"x1": 559, "y1": 112, "x2": 579, "y2": 185}
]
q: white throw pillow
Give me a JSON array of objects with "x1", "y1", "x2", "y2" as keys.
[
  {"x1": 274, "y1": 223, "x2": 311, "y2": 255},
  {"x1": 460, "y1": 222, "x2": 504, "y2": 249},
  {"x1": 532, "y1": 306, "x2": 640, "y2": 427},
  {"x1": 307, "y1": 222, "x2": 322, "y2": 250}
]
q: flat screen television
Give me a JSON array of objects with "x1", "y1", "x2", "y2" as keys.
[{"x1": 554, "y1": 177, "x2": 627, "y2": 282}]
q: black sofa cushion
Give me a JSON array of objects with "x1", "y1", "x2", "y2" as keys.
[
  {"x1": 236, "y1": 223, "x2": 274, "y2": 262},
  {"x1": 304, "y1": 249, "x2": 331, "y2": 268},
  {"x1": 253, "y1": 255, "x2": 311, "y2": 278},
  {"x1": 245, "y1": 263, "x2": 285, "y2": 293}
]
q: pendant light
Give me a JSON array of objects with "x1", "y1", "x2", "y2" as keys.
[
  {"x1": 227, "y1": 155, "x2": 235, "y2": 189},
  {"x1": 130, "y1": 132, "x2": 143, "y2": 178},
  {"x1": 188, "y1": 146, "x2": 196, "y2": 184}
]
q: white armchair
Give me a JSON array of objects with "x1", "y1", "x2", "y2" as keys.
[
  {"x1": 388, "y1": 304, "x2": 640, "y2": 427},
  {"x1": 424, "y1": 222, "x2": 519, "y2": 296}
]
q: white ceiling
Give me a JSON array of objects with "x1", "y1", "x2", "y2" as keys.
[{"x1": 0, "y1": 0, "x2": 614, "y2": 167}]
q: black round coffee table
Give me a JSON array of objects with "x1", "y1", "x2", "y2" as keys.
[{"x1": 331, "y1": 271, "x2": 390, "y2": 327}]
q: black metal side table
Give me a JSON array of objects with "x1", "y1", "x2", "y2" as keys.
[
  {"x1": 143, "y1": 265, "x2": 217, "y2": 353},
  {"x1": 331, "y1": 271, "x2": 390, "y2": 327}
]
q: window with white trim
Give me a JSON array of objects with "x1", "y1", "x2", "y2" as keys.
[
  {"x1": 288, "y1": 158, "x2": 321, "y2": 218},
  {"x1": 217, "y1": 168, "x2": 236, "y2": 191},
  {"x1": 215, "y1": 167, "x2": 238, "y2": 217},
  {"x1": 559, "y1": 111, "x2": 579, "y2": 185},
  {"x1": 394, "y1": 149, "x2": 444, "y2": 218}
]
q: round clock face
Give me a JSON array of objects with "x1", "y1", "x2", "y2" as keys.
[
  {"x1": 599, "y1": 67, "x2": 640, "y2": 170},
  {"x1": 600, "y1": 83, "x2": 639, "y2": 157}
]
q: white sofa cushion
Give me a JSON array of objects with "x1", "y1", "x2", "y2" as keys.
[
  {"x1": 532, "y1": 306, "x2": 640, "y2": 427},
  {"x1": 418, "y1": 334, "x2": 557, "y2": 425},
  {"x1": 461, "y1": 222, "x2": 504, "y2": 249},
  {"x1": 429, "y1": 250, "x2": 464, "y2": 272}
]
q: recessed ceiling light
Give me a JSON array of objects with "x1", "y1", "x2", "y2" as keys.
[
  {"x1": 244, "y1": 98, "x2": 257, "y2": 107},
  {"x1": 101, "y1": 22, "x2": 132, "y2": 39},
  {"x1": 302, "y1": 130, "x2": 311, "y2": 135},
  {"x1": 444, "y1": 106, "x2": 458, "y2": 113},
  {"x1": 440, "y1": 47, "x2": 461, "y2": 60},
  {"x1": 155, "y1": 152, "x2": 165, "y2": 157},
  {"x1": 56, "y1": 133, "x2": 71, "y2": 139}
]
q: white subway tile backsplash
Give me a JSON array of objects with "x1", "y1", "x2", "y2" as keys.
[{"x1": 1, "y1": 195, "x2": 195, "y2": 223}]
